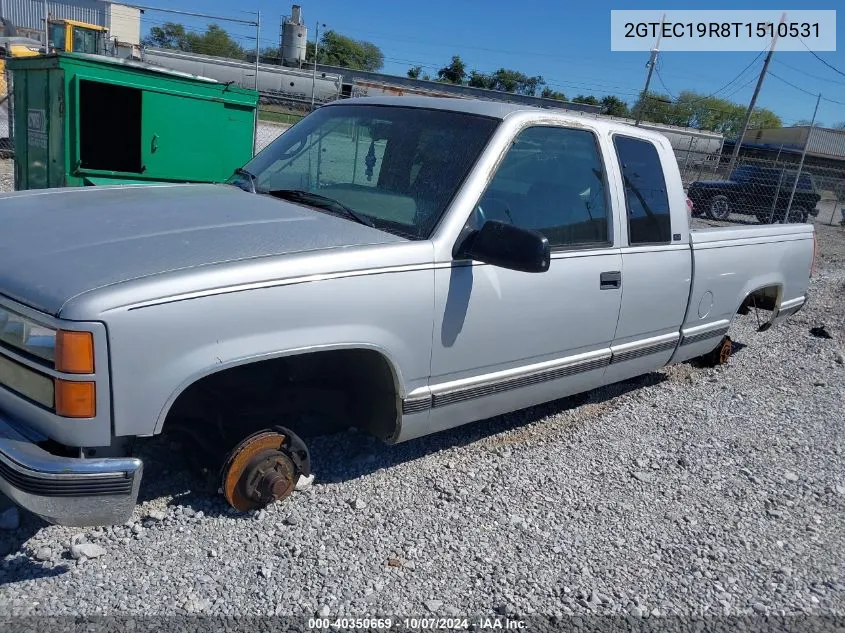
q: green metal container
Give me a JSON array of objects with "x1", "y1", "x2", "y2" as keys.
[{"x1": 7, "y1": 52, "x2": 258, "y2": 190}]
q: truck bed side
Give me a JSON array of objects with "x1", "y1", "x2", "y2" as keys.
[{"x1": 670, "y1": 223, "x2": 815, "y2": 364}]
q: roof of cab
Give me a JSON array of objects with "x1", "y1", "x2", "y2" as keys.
[{"x1": 325, "y1": 95, "x2": 668, "y2": 143}]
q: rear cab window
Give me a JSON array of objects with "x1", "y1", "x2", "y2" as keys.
[{"x1": 613, "y1": 135, "x2": 672, "y2": 246}]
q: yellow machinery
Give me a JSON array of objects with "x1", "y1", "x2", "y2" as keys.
[
  {"x1": 47, "y1": 19, "x2": 108, "y2": 55},
  {"x1": 0, "y1": 37, "x2": 42, "y2": 101}
]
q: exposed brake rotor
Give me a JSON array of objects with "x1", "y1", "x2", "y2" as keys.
[
  {"x1": 220, "y1": 426, "x2": 311, "y2": 512},
  {"x1": 717, "y1": 336, "x2": 733, "y2": 365}
]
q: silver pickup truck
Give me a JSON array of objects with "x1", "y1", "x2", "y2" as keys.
[{"x1": 0, "y1": 96, "x2": 816, "y2": 526}]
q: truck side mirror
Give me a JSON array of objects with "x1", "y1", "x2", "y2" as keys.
[{"x1": 457, "y1": 220, "x2": 551, "y2": 273}]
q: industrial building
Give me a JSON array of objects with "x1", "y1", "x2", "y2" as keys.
[{"x1": 0, "y1": 0, "x2": 141, "y2": 46}]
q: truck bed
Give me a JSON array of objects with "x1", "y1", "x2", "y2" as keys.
[{"x1": 672, "y1": 222, "x2": 815, "y2": 363}]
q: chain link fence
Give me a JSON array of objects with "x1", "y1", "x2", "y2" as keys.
[
  {"x1": 253, "y1": 94, "x2": 317, "y2": 154},
  {"x1": 680, "y1": 150, "x2": 845, "y2": 227}
]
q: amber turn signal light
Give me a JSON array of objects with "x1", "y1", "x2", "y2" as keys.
[
  {"x1": 55, "y1": 380, "x2": 96, "y2": 418},
  {"x1": 56, "y1": 330, "x2": 94, "y2": 374}
]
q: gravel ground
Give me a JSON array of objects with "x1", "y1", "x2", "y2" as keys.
[
  {"x1": 0, "y1": 158, "x2": 12, "y2": 191},
  {"x1": 256, "y1": 122, "x2": 291, "y2": 153},
  {"x1": 0, "y1": 164, "x2": 843, "y2": 620}
]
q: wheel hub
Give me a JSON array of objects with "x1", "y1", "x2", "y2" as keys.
[{"x1": 220, "y1": 427, "x2": 311, "y2": 512}]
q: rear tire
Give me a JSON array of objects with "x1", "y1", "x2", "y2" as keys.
[
  {"x1": 787, "y1": 206, "x2": 808, "y2": 223},
  {"x1": 700, "y1": 335, "x2": 733, "y2": 367},
  {"x1": 707, "y1": 195, "x2": 731, "y2": 221}
]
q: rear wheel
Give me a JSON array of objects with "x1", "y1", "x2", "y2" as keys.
[
  {"x1": 707, "y1": 195, "x2": 731, "y2": 221},
  {"x1": 699, "y1": 335, "x2": 733, "y2": 367},
  {"x1": 786, "y1": 206, "x2": 808, "y2": 223}
]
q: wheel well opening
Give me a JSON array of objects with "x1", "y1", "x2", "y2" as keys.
[
  {"x1": 738, "y1": 284, "x2": 781, "y2": 314},
  {"x1": 162, "y1": 349, "x2": 400, "y2": 462}
]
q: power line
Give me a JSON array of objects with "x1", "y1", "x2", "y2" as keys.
[
  {"x1": 768, "y1": 71, "x2": 845, "y2": 106},
  {"x1": 799, "y1": 38, "x2": 845, "y2": 79},
  {"x1": 722, "y1": 74, "x2": 760, "y2": 99},
  {"x1": 654, "y1": 65, "x2": 676, "y2": 100},
  {"x1": 646, "y1": 48, "x2": 766, "y2": 109},
  {"x1": 772, "y1": 58, "x2": 845, "y2": 87}
]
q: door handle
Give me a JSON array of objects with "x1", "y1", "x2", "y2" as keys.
[{"x1": 600, "y1": 271, "x2": 622, "y2": 290}]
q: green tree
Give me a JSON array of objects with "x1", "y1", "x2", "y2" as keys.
[
  {"x1": 630, "y1": 90, "x2": 781, "y2": 134},
  {"x1": 748, "y1": 108, "x2": 782, "y2": 130},
  {"x1": 143, "y1": 23, "x2": 245, "y2": 59},
  {"x1": 306, "y1": 31, "x2": 384, "y2": 71},
  {"x1": 600, "y1": 95, "x2": 629, "y2": 117},
  {"x1": 437, "y1": 56, "x2": 467, "y2": 84},
  {"x1": 631, "y1": 91, "x2": 674, "y2": 124},
  {"x1": 185, "y1": 24, "x2": 244, "y2": 59},
  {"x1": 541, "y1": 87, "x2": 567, "y2": 101},
  {"x1": 468, "y1": 68, "x2": 544, "y2": 96},
  {"x1": 143, "y1": 22, "x2": 189, "y2": 50},
  {"x1": 407, "y1": 65, "x2": 422, "y2": 79},
  {"x1": 572, "y1": 94, "x2": 600, "y2": 105},
  {"x1": 468, "y1": 70, "x2": 492, "y2": 89},
  {"x1": 490, "y1": 69, "x2": 544, "y2": 95}
]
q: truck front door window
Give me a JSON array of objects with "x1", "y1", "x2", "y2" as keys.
[{"x1": 475, "y1": 125, "x2": 611, "y2": 248}]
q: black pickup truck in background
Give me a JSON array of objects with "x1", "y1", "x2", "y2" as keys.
[{"x1": 687, "y1": 165, "x2": 821, "y2": 223}]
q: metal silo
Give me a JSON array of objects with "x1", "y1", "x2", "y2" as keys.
[{"x1": 281, "y1": 5, "x2": 307, "y2": 68}]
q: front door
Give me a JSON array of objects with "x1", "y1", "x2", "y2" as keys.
[{"x1": 423, "y1": 124, "x2": 623, "y2": 436}]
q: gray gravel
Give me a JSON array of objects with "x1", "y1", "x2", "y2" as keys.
[
  {"x1": 0, "y1": 166, "x2": 843, "y2": 619},
  {"x1": 0, "y1": 159, "x2": 12, "y2": 192}
]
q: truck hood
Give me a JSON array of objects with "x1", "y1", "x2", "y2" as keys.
[{"x1": 0, "y1": 183, "x2": 406, "y2": 316}]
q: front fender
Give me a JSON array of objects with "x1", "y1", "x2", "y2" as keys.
[{"x1": 101, "y1": 268, "x2": 435, "y2": 439}]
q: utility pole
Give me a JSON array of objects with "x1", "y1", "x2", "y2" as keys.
[
  {"x1": 254, "y1": 10, "x2": 260, "y2": 91},
  {"x1": 783, "y1": 92, "x2": 820, "y2": 221},
  {"x1": 252, "y1": 10, "x2": 260, "y2": 156},
  {"x1": 727, "y1": 12, "x2": 786, "y2": 175},
  {"x1": 635, "y1": 13, "x2": 665, "y2": 127},
  {"x1": 310, "y1": 20, "x2": 322, "y2": 108},
  {"x1": 43, "y1": 0, "x2": 49, "y2": 50}
]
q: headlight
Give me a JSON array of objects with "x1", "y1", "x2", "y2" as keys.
[{"x1": 0, "y1": 307, "x2": 56, "y2": 363}]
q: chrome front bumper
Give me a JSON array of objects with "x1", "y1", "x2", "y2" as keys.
[{"x1": 0, "y1": 411, "x2": 142, "y2": 527}]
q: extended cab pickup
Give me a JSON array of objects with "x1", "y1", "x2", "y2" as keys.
[
  {"x1": 687, "y1": 164, "x2": 822, "y2": 224},
  {"x1": 0, "y1": 97, "x2": 816, "y2": 526}
]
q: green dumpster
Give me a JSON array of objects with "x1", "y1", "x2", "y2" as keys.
[{"x1": 7, "y1": 52, "x2": 258, "y2": 190}]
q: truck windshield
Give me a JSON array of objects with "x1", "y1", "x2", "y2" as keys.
[{"x1": 237, "y1": 104, "x2": 500, "y2": 239}]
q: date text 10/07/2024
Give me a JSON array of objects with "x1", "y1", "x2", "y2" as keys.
[{"x1": 307, "y1": 617, "x2": 528, "y2": 630}]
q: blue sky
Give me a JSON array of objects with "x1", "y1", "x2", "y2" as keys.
[{"x1": 140, "y1": 0, "x2": 845, "y2": 127}]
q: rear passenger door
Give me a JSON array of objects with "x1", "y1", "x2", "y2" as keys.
[{"x1": 604, "y1": 134, "x2": 693, "y2": 383}]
